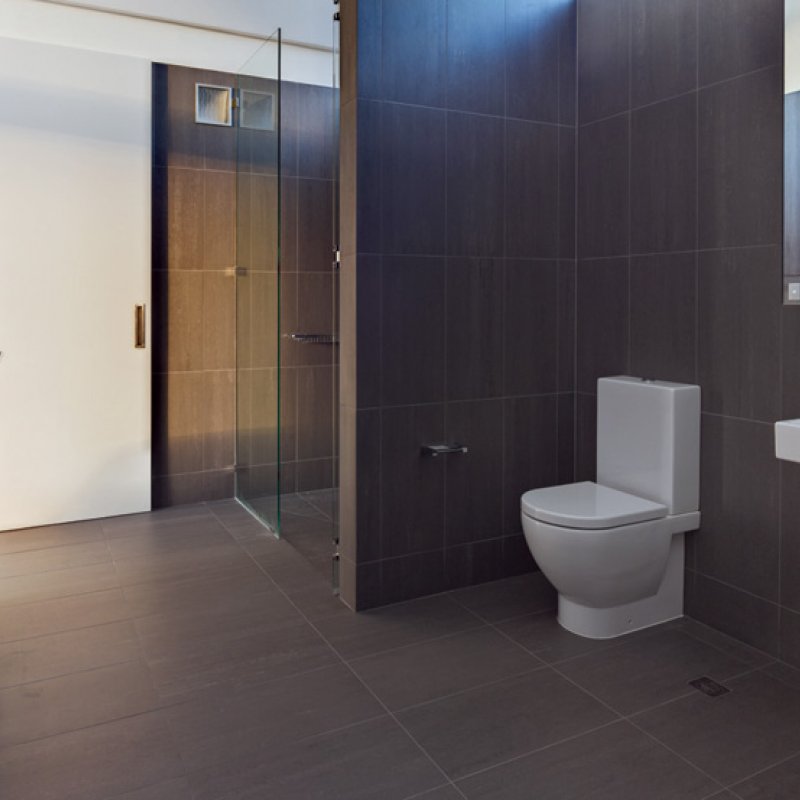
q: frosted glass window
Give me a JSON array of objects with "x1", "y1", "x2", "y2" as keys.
[
  {"x1": 240, "y1": 90, "x2": 275, "y2": 131},
  {"x1": 195, "y1": 84, "x2": 233, "y2": 126}
]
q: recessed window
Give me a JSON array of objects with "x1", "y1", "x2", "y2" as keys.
[
  {"x1": 240, "y1": 90, "x2": 275, "y2": 131},
  {"x1": 195, "y1": 83, "x2": 233, "y2": 126}
]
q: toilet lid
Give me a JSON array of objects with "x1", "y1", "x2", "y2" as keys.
[{"x1": 521, "y1": 482, "x2": 668, "y2": 529}]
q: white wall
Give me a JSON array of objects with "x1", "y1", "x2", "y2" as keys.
[
  {"x1": 788, "y1": 0, "x2": 800, "y2": 94},
  {"x1": 51, "y1": 0, "x2": 334, "y2": 49},
  {"x1": 0, "y1": 0, "x2": 334, "y2": 86}
]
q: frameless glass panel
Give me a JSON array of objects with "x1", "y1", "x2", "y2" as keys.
[
  {"x1": 330, "y1": 10, "x2": 341, "y2": 590},
  {"x1": 267, "y1": 17, "x2": 340, "y2": 586},
  {"x1": 235, "y1": 29, "x2": 282, "y2": 531}
]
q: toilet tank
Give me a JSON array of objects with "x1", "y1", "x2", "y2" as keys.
[{"x1": 596, "y1": 376, "x2": 700, "y2": 515}]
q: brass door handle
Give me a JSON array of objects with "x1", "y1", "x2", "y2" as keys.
[{"x1": 134, "y1": 304, "x2": 146, "y2": 349}]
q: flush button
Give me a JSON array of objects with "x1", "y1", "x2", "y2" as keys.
[{"x1": 788, "y1": 282, "x2": 800, "y2": 302}]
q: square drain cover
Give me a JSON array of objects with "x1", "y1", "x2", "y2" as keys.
[{"x1": 689, "y1": 677, "x2": 730, "y2": 697}]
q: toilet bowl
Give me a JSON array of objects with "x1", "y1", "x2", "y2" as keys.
[{"x1": 520, "y1": 377, "x2": 701, "y2": 640}]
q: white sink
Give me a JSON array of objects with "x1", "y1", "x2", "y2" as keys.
[{"x1": 775, "y1": 420, "x2": 800, "y2": 462}]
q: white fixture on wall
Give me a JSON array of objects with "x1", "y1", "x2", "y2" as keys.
[{"x1": 776, "y1": 419, "x2": 800, "y2": 462}]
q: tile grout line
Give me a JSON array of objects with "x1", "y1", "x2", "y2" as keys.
[
  {"x1": 0, "y1": 552, "x2": 115, "y2": 584},
  {"x1": 626, "y1": 0, "x2": 632, "y2": 376},
  {"x1": 389, "y1": 664, "x2": 548, "y2": 717},
  {"x1": 343, "y1": 620, "x2": 490, "y2": 665},
  {"x1": 339, "y1": 242, "x2": 781, "y2": 263},
  {"x1": 453, "y1": 718, "x2": 628, "y2": 788},
  {"x1": 622, "y1": 664, "x2": 766, "y2": 723},
  {"x1": 209, "y1": 503, "x2": 470, "y2": 799},
  {"x1": 693, "y1": 0, "x2": 701, "y2": 393},
  {"x1": 577, "y1": 61, "x2": 781, "y2": 132},
  {"x1": 723, "y1": 747, "x2": 800, "y2": 797},
  {"x1": 399, "y1": 785, "x2": 456, "y2": 800},
  {"x1": 0, "y1": 654, "x2": 147, "y2": 695},
  {"x1": 462, "y1": 587, "x2": 775, "y2": 693},
  {"x1": 102, "y1": 523, "x2": 197, "y2": 772},
  {"x1": 553, "y1": 666, "x2": 728, "y2": 795},
  {"x1": 478, "y1": 612, "x2": 731, "y2": 794},
  {"x1": 288, "y1": 710, "x2": 397, "y2": 748},
  {"x1": 1, "y1": 706, "x2": 191, "y2": 758}
]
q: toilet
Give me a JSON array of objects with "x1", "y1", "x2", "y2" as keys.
[{"x1": 521, "y1": 376, "x2": 701, "y2": 640}]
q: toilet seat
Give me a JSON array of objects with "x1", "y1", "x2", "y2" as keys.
[{"x1": 521, "y1": 481, "x2": 667, "y2": 530}]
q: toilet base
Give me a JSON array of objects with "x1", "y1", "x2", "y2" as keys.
[{"x1": 557, "y1": 534, "x2": 685, "y2": 640}]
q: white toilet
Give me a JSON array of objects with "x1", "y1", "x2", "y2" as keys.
[{"x1": 521, "y1": 376, "x2": 701, "y2": 640}]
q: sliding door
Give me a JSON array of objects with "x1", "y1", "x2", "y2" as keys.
[{"x1": 0, "y1": 37, "x2": 151, "y2": 530}]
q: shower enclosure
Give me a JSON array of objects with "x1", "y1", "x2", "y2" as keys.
[{"x1": 234, "y1": 29, "x2": 340, "y2": 582}]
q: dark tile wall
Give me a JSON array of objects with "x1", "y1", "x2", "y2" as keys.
[
  {"x1": 339, "y1": 0, "x2": 576, "y2": 609},
  {"x1": 574, "y1": 0, "x2": 800, "y2": 665},
  {"x1": 152, "y1": 64, "x2": 337, "y2": 507}
]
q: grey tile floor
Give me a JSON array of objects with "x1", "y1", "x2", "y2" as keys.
[{"x1": 2, "y1": 499, "x2": 800, "y2": 799}]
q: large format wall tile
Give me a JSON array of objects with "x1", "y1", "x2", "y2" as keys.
[
  {"x1": 380, "y1": 404, "x2": 445, "y2": 559},
  {"x1": 577, "y1": 0, "x2": 629, "y2": 124},
  {"x1": 380, "y1": 256, "x2": 445, "y2": 406},
  {"x1": 297, "y1": 179, "x2": 335, "y2": 272},
  {"x1": 575, "y1": 393, "x2": 597, "y2": 483},
  {"x1": 688, "y1": 573, "x2": 780, "y2": 655},
  {"x1": 558, "y1": 128, "x2": 576, "y2": 259},
  {"x1": 447, "y1": 112, "x2": 505, "y2": 257},
  {"x1": 630, "y1": 0, "x2": 697, "y2": 107},
  {"x1": 355, "y1": 409, "x2": 381, "y2": 563},
  {"x1": 506, "y1": 0, "x2": 569, "y2": 124},
  {"x1": 446, "y1": 258, "x2": 503, "y2": 401},
  {"x1": 781, "y1": 461, "x2": 800, "y2": 613},
  {"x1": 578, "y1": 114, "x2": 629, "y2": 258},
  {"x1": 505, "y1": 120, "x2": 559, "y2": 259},
  {"x1": 629, "y1": 253, "x2": 697, "y2": 384},
  {"x1": 557, "y1": 261, "x2": 576, "y2": 391},
  {"x1": 203, "y1": 171, "x2": 235, "y2": 269},
  {"x1": 697, "y1": 246, "x2": 782, "y2": 422},
  {"x1": 354, "y1": 0, "x2": 381, "y2": 101},
  {"x1": 296, "y1": 84, "x2": 337, "y2": 181},
  {"x1": 152, "y1": 64, "x2": 203, "y2": 170},
  {"x1": 354, "y1": 100, "x2": 381, "y2": 255},
  {"x1": 164, "y1": 168, "x2": 204, "y2": 271},
  {"x1": 447, "y1": 0, "x2": 506, "y2": 117},
  {"x1": 504, "y1": 261, "x2": 559, "y2": 397},
  {"x1": 503, "y1": 395, "x2": 560, "y2": 534},
  {"x1": 355, "y1": 254, "x2": 382, "y2": 409},
  {"x1": 576, "y1": 259, "x2": 629, "y2": 394},
  {"x1": 445, "y1": 400, "x2": 504, "y2": 547},
  {"x1": 698, "y1": 67, "x2": 782, "y2": 249},
  {"x1": 380, "y1": 103, "x2": 446, "y2": 256},
  {"x1": 781, "y1": 608, "x2": 800, "y2": 668},
  {"x1": 153, "y1": 372, "x2": 204, "y2": 477},
  {"x1": 784, "y1": 306, "x2": 800, "y2": 419},
  {"x1": 630, "y1": 93, "x2": 697, "y2": 254},
  {"x1": 696, "y1": 414, "x2": 779, "y2": 602},
  {"x1": 698, "y1": 0, "x2": 783, "y2": 86},
  {"x1": 381, "y1": 0, "x2": 446, "y2": 108}
]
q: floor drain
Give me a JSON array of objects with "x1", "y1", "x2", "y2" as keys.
[{"x1": 689, "y1": 677, "x2": 730, "y2": 697}]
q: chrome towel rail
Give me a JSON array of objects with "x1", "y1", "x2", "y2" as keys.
[
  {"x1": 421, "y1": 443, "x2": 469, "y2": 457},
  {"x1": 287, "y1": 333, "x2": 339, "y2": 345}
]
